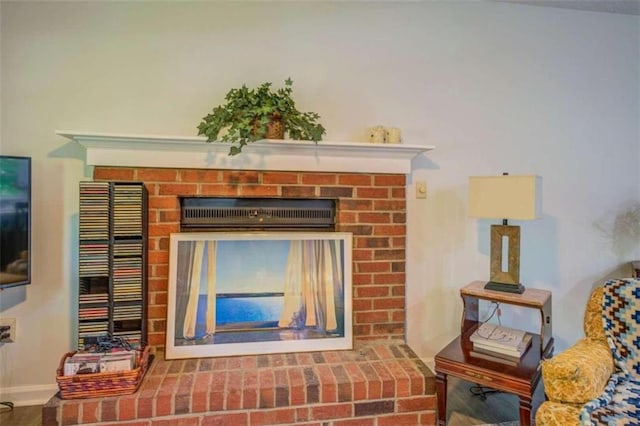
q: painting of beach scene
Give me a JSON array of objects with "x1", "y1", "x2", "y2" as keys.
[{"x1": 165, "y1": 232, "x2": 352, "y2": 359}]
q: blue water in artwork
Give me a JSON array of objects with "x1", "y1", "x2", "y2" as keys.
[{"x1": 191, "y1": 295, "x2": 283, "y2": 338}]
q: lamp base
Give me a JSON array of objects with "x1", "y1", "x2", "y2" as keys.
[{"x1": 484, "y1": 281, "x2": 525, "y2": 294}]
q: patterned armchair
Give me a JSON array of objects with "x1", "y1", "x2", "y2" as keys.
[{"x1": 536, "y1": 279, "x2": 640, "y2": 425}]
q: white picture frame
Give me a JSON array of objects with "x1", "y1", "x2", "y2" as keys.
[{"x1": 166, "y1": 231, "x2": 353, "y2": 359}]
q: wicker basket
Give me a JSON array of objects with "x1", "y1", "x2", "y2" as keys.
[
  {"x1": 252, "y1": 114, "x2": 285, "y2": 140},
  {"x1": 56, "y1": 346, "x2": 150, "y2": 399}
]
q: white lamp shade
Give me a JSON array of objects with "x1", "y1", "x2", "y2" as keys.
[{"x1": 468, "y1": 175, "x2": 542, "y2": 220}]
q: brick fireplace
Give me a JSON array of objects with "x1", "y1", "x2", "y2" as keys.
[
  {"x1": 45, "y1": 134, "x2": 436, "y2": 425},
  {"x1": 96, "y1": 165, "x2": 408, "y2": 349}
]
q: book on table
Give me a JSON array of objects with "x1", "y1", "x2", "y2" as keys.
[
  {"x1": 470, "y1": 322, "x2": 533, "y2": 358},
  {"x1": 472, "y1": 334, "x2": 533, "y2": 359},
  {"x1": 470, "y1": 322, "x2": 527, "y2": 348},
  {"x1": 469, "y1": 349, "x2": 519, "y2": 367}
]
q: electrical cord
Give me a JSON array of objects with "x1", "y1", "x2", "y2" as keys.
[
  {"x1": 469, "y1": 384, "x2": 503, "y2": 401},
  {"x1": 468, "y1": 301, "x2": 505, "y2": 401},
  {"x1": 484, "y1": 301, "x2": 501, "y2": 325},
  {"x1": 472, "y1": 302, "x2": 502, "y2": 338}
]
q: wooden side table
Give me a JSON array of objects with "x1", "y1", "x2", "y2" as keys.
[{"x1": 434, "y1": 281, "x2": 553, "y2": 426}]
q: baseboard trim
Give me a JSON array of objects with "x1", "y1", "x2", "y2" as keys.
[{"x1": 0, "y1": 384, "x2": 58, "y2": 407}]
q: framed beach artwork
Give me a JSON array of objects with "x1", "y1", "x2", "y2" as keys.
[{"x1": 165, "y1": 231, "x2": 353, "y2": 359}]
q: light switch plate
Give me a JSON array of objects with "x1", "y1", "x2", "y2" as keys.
[{"x1": 416, "y1": 181, "x2": 427, "y2": 199}]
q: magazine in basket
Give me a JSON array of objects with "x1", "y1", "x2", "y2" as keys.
[{"x1": 56, "y1": 346, "x2": 150, "y2": 399}]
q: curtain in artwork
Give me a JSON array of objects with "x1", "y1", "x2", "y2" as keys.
[
  {"x1": 205, "y1": 241, "x2": 217, "y2": 335},
  {"x1": 279, "y1": 241, "x2": 304, "y2": 328},
  {"x1": 181, "y1": 240, "x2": 217, "y2": 339},
  {"x1": 182, "y1": 241, "x2": 204, "y2": 339},
  {"x1": 329, "y1": 239, "x2": 345, "y2": 332},
  {"x1": 174, "y1": 241, "x2": 195, "y2": 339},
  {"x1": 278, "y1": 239, "x2": 343, "y2": 332}
]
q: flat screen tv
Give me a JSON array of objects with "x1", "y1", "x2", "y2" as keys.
[{"x1": 0, "y1": 155, "x2": 31, "y2": 288}]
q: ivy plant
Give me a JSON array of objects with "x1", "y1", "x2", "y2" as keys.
[{"x1": 197, "y1": 78, "x2": 326, "y2": 156}]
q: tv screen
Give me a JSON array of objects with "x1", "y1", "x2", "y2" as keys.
[{"x1": 0, "y1": 155, "x2": 31, "y2": 288}]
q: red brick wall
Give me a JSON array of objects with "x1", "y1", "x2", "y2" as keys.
[{"x1": 93, "y1": 167, "x2": 407, "y2": 350}]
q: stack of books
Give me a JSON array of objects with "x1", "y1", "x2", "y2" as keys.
[{"x1": 469, "y1": 322, "x2": 532, "y2": 366}]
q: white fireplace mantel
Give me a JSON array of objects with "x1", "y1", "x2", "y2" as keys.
[{"x1": 57, "y1": 131, "x2": 434, "y2": 174}]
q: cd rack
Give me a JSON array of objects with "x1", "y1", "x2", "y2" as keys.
[{"x1": 78, "y1": 181, "x2": 148, "y2": 350}]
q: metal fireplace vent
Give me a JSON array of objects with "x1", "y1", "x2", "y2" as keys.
[{"x1": 180, "y1": 198, "x2": 336, "y2": 230}]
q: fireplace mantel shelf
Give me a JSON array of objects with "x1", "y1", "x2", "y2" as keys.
[{"x1": 57, "y1": 131, "x2": 434, "y2": 174}]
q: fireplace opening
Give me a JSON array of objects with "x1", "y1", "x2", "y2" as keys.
[{"x1": 179, "y1": 197, "x2": 336, "y2": 231}]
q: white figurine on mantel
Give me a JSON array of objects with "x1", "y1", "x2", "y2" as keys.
[
  {"x1": 386, "y1": 127, "x2": 401, "y2": 144},
  {"x1": 368, "y1": 125, "x2": 386, "y2": 143},
  {"x1": 368, "y1": 126, "x2": 401, "y2": 144}
]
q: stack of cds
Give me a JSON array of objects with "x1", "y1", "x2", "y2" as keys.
[
  {"x1": 79, "y1": 182, "x2": 110, "y2": 240},
  {"x1": 113, "y1": 304, "x2": 142, "y2": 321},
  {"x1": 78, "y1": 321, "x2": 109, "y2": 337},
  {"x1": 78, "y1": 306, "x2": 109, "y2": 320},
  {"x1": 78, "y1": 293, "x2": 108, "y2": 304},
  {"x1": 79, "y1": 243, "x2": 109, "y2": 277},
  {"x1": 113, "y1": 185, "x2": 143, "y2": 237},
  {"x1": 113, "y1": 257, "x2": 142, "y2": 302},
  {"x1": 114, "y1": 241, "x2": 143, "y2": 257}
]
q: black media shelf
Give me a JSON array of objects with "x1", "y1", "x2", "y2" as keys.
[{"x1": 78, "y1": 181, "x2": 148, "y2": 350}]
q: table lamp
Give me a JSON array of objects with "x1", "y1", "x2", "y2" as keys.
[{"x1": 468, "y1": 174, "x2": 542, "y2": 294}]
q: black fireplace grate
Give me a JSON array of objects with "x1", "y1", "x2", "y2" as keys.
[{"x1": 180, "y1": 197, "x2": 335, "y2": 230}]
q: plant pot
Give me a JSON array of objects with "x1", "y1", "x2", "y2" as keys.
[
  {"x1": 253, "y1": 114, "x2": 285, "y2": 140},
  {"x1": 266, "y1": 118, "x2": 285, "y2": 139}
]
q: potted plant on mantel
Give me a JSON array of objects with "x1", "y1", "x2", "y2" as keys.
[{"x1": 197, "y1": 78, "x2": 326, "y2": 156}]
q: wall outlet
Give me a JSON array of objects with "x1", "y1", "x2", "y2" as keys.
[{"x1": 0, "y1": 318, "x2": 16, "y2": 343}]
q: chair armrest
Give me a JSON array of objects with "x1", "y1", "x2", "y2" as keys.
[
  {"x1": 536, "y1": 401, "x2": 582, "y2": 426},
  {"x1": 541, "y1": 337, "x2": 614, "y2": 404}
]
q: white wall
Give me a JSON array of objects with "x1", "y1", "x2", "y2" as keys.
[{"x1": 1, "y1": 1, "x2": 638, "y2": 405}]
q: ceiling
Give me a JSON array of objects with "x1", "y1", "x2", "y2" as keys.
[{"x1": 497, "y1": 0, "x2": 640, "y2": 16}]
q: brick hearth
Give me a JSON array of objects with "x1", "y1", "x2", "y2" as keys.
[
  {"x1": 44, "y1": 342, "x2": 436, "y2": 425},
  {"x1": 43, "y1": 166, "x2": 437, "y2": 425}
]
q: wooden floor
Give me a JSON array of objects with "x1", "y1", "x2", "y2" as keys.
[
  {"x1": 0, "y1": 403, "x2": 42, "y2": 426},
  {"x1": 0, "y1": 376, "x2": 522, "y2": 425}
]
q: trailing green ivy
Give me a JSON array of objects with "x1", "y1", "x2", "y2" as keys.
[{"x1": 197, "y1": 78, "x2": 326, "y2": 156}]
